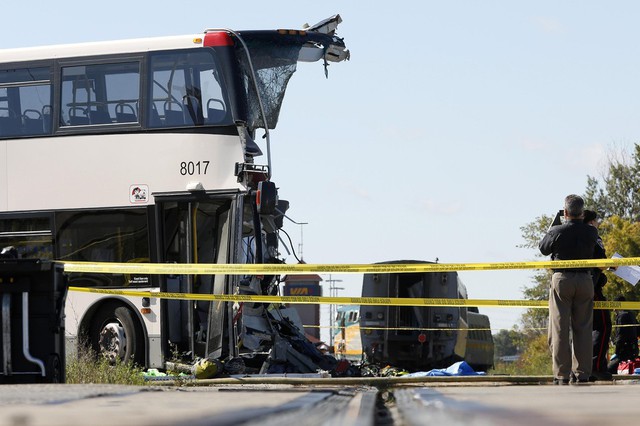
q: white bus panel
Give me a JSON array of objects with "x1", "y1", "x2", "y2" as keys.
[{"x1": 4, "y1": 133, "x2": 245, "y2": 211}]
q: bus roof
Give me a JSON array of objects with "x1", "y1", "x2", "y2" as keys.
[
  {"x1": 0, "y1": 15, "x2": 349, "y2": 65},
  {"x1": 0, "y1": 34, "x2": 208, "y2": 63}
]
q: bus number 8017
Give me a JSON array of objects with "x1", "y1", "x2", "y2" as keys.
[{"x1": 180, "y1": 161, "x2": 210, "y2": 176}]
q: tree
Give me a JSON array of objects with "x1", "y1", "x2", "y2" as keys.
[
  {"x1": 582, "y1": 143, "x2": 640, "y2": 302},
  {"x1": 521, "y1": 144, "x2": 640, "y2": 314},
  {"x1": 598, "y1": 215, "x2": 640, "y2": 302},
  {"x1": 517, "y1": 143, "x2": 640, "y2": 360},
  {"x1": 517, "y1": 215, "x2": 554, "y2": 335},
  {"x1": 583, "y1": 144, "x2": 640, "y2": 222},
  {"x1": 493, "y1": 329, "x2": 525, "y2": 357}
]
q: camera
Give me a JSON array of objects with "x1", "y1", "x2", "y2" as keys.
[{"x1": 548, "y1": 209, "x2": 564, "y2": 231}]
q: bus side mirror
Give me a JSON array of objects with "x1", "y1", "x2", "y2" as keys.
[
  {"x1": 257, "y1": 181, "x2": 277, "y2": 215},
  {"x1": 274, "y1": 200, "x2": 289, "y2": 229}
]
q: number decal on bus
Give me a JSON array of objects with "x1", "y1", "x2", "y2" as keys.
[{"x1": 180, "y1": 161, "x2": 210, "y2": 176}]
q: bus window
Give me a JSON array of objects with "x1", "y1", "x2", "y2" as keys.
[
  {"x1": 55, "y1": 209, "x2": 149, "y2": 287},
  {"x1": 148, "y1": 50, "x2": 231, "y2": 128},
  {"x1": 0, "y1": 67, "x2": 51, "y2": 138},
  {"x1": 0, "y1": 216, "x2": 53, "y2": 259},
  {"x1": 60, "y1": 62, "x2": 140, "y2": 127}
]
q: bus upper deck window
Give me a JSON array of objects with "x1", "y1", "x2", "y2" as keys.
[
  {"x1": 60, "y1": 62, "x2": 140, "y2": 127},
  {"x1": 148, "y1": 50, "x2": 232, "y2": 128},
  {"x1": 0, "y1": 67, "x2": 52, "y2": 138}
]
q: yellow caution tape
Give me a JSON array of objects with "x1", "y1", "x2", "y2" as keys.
[
  {"x1": 61, "y1": 257, "x2": 640, "y2": 275},
  {"x1": 308, "y1": 324, "x2": 638, "y2": 331},
  {"x1": 63, "y1": 258, "x2": 640, "y2": 309},
  {"x1": 308, "y1": 325, "x2": 497, "y2": 331},
  {"x1": 67, "y1": 286, "x2": 640, "y2": 310}
]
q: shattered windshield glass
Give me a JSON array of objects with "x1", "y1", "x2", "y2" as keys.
[
  {"x1": 237, "y1": 37, "x2": 300, "y2": 130},
  {"x1": 235, "y1": 27, "x2": 348, "y2": 130}
]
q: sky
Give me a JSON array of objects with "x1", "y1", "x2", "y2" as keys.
[{"x1": 3, "y1": 1, "x2": 640, "y2": 338}]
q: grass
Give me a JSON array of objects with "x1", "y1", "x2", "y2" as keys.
[{"x1": 66, "y1": 343, "x2": 146, "y2": 385}]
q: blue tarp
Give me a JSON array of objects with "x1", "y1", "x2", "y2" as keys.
[{"x1": 405, "y1": 361, "x2": 486, "y2": 377}]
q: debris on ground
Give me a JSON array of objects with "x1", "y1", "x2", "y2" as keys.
[{"x1": 405, "y1": 361, "x2": 485, "y2": 377}]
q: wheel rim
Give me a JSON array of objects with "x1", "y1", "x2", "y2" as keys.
[{"x1": 98, "y1": 322, "x2": 127, "y2": 363}]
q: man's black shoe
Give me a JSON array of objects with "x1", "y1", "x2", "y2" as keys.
[
  {"x1": 571, "y1": 378, "x2": 589, "y2": 385},
  {"x1": 590, "y1": 371, "x2": 613, "y2": 381},
  {"x1": 553, "y1": 378, "x2": 570, "y2": 385}
]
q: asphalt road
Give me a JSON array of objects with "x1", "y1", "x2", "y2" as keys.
[{"x1": 0, "y1": 379, "x2": 639, "y2": 425}]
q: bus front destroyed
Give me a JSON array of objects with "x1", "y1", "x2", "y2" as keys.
[{"x1": 0, "y1": 15, "x2": 348, "y2": 379}]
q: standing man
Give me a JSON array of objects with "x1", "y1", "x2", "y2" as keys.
[
  {"x1": 583, "y1": 209, "x2": 612, "y2": 381},
  {"x1": 539, "y1": 194, "x2": 604, "y2": 385}
]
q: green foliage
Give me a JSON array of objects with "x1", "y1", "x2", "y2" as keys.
[
  {"x1": 491, "y1": 334, "x2": 552, "y2": 376},
  {"x1": 519, "y1": 271, "x2": 550, "y2": 336},
  {"x1": 516, "y1": 143, "x2": 640, "y2": 374},
  {"x1": 66, "y1": 343, "x2": 145, "y2": 385},
  {"x1": 517, "y1": 215, "x2": 555, "y2": 251},
  {"x1": 514, "y1": 334, "x2": 552, "y2": 375},
  {"x1": 599, "y1": 215, "x2": 640, "y2": 302},
  {"x1": 492, "y1": 329, "x2": 524, "y2": 357},
  {"x1": 583, "y1": 144, "x2": 640, "y2": 222},
  {"x1": 518, "y1": 215, "x2": 553, "y2": 336},
  {"x1": 490, "y1": 360, "x2": 520, "y2": 375}
]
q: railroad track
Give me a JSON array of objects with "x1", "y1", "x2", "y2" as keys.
[
  {"x1": 1, "y1": 377, "x2": 637, "y2": 425},
  {"x1": 178, "y1": 383, "x2": 565, "y2": 426},
  {"x1": 156, "y1": 375, "x2": 636, "y2": 426}
]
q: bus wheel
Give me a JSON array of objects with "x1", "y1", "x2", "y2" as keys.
[{"x1": 89, "y1": 302, "x2": 144, "y2": 366}]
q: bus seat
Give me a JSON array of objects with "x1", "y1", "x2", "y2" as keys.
[
  {"x1": 116, "y1": 112, "x2": 137, "y2": 123},
  {"x1": 22, "y1": 117, "x2": 44, "y2": 135},
  {"x1": 89, "y1": 110, "x2": 112, "y2": 124},
  {"x1": 207, "y1": 107, "x2": 227, "y2": 124},
  {"x1": 163, "y1": 101, "x2": 185, "y2": 126},
  {"x1": 0, "y1": 116, "x2": 21, "y2": 137},
  {"x1": 115, "y1": 102, "x2": 137, "y2": 123},
  {"x1": 164, "y1": 109, "x2": 184, "y2": 126},
  {"x1": 183, "y1": 95, "x2": 203, "y2": 126},
  {"x1": 69, "y1": 116, "x2": 90, "y2": 125},
  {"x1": 0, "y1": 107, "x2": 20, "y2": 136},
  {"x1": 206, "y1": 99, "x2": 227, "y2": 124},
  {"x1": 21, "y1": 109, "x2": 44, "y2": 135},
  {"x1": 149, "y1": 103, "x2": 162, "y2": 127},
  {"x1": 42, "y1": 105, "x2": 52, "y2": 133},
  {"x1": 69, "y1": 107, "x2": 89, "y2": 125}
]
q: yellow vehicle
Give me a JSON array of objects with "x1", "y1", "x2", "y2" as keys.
[{"x1": 333, "y1": 305, "x2": 362, "y2": 361}]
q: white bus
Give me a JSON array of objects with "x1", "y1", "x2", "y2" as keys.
[{"x1": 0, "y1": 16, "x2": 349, "y2": 368}]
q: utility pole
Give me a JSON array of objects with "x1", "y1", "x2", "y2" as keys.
[
  {"x1": 298, "y1": 222, "x2": 306, "y2": 261},
  {"x1": 326, "y1": 275, "x2": 343, "y2": 344},
  {"x1": 280, "y1": 214, "x2": 307, "y2": 262}
]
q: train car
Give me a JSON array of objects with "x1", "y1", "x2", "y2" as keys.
[
  {"x1": 360, "y1": 261, "x2": 494, "y2": 372},
  {"x1": 332, "y1": 305, "x2": 362, "y2": 361}
]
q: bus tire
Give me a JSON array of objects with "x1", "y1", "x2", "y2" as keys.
[
  {"x1": 89, "y1": 302, "x2": 145, "y2": 366},
  {"x1": 48, "y1": 354, "x2": 63, "y2": 383}
]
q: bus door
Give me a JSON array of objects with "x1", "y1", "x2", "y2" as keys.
[{"x1": 154, "y1": 193, "x2": 238, "y2": 361}]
